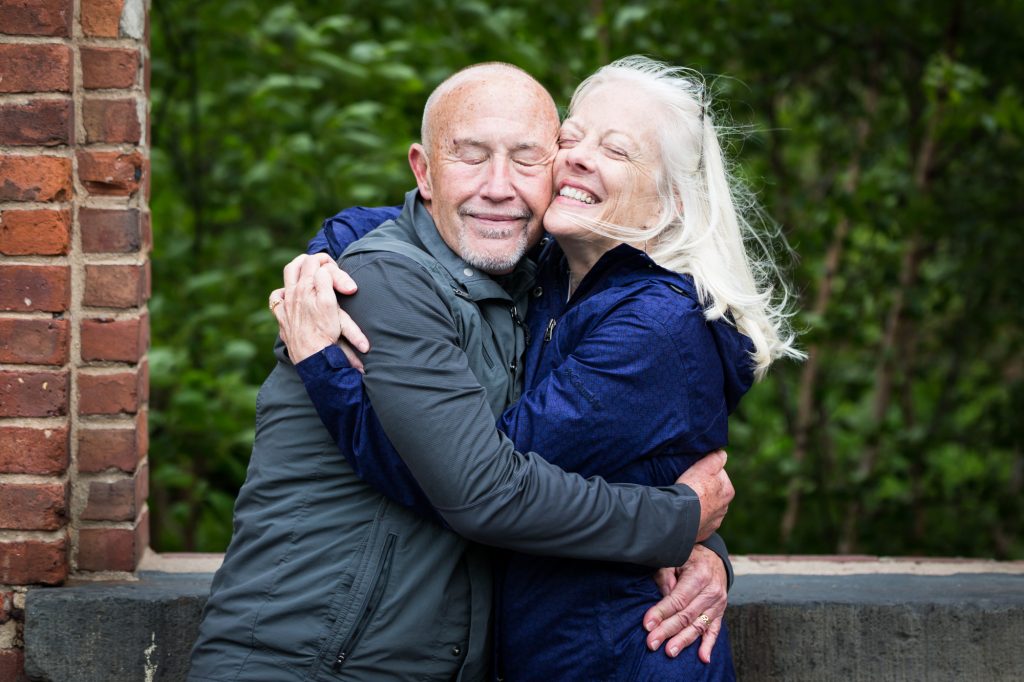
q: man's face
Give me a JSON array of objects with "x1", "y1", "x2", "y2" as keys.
[{"x1": 411, "y1": 77, "x2": 559, "y2": 274}]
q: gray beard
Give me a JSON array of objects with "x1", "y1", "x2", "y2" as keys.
[{"x1": 458, "y1": 228, "x2": 529, "y2": 275}]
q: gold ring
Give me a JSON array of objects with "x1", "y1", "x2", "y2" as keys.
[
  {"x1": 697, "y1": 614, "x2": 710, "y2": 626},
  {"x1": 269, "y1": 298, "x2": 282, "y2": 312}
]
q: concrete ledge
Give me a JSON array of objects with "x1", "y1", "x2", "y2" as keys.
[{"x1": 22, "y1": 556, "x2": 1024, "y2": 681}]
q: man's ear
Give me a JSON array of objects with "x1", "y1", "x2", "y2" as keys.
[{"x1": 409, "y1": 144, "x2": 432, "y2": 200}]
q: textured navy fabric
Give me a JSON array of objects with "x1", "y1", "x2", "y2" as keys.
[
  {"x1": 302, "y1": 208, "x2": 754, "y2": 680},
  {"x1": 307, "y1": 205, "x2": 401, "y2": 257},
  {"x1": 495, "y1": 240, "x2": 752, "y2": 681}
]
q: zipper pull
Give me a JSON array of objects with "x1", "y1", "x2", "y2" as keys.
[
  {"x1": 544, "y1": 318, "x2": 556, "y2": 342},
  {"x1": 510, "y1": 304, "x2": 530, "y2": 345},
  {"x1": 334, "y1": 651, "x2": 347, "y2": 670}
]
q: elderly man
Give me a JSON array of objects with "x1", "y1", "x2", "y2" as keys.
[{"x1": 188, "y1": 63, "x2": 732, "y2": 681}]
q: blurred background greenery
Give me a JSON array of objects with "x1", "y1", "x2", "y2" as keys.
[{"x1": 148, "y1": 0, "x2": 1022, "y2": 557}]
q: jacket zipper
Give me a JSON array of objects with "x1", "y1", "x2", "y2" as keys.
[
  {"x1": 543, "y1": 318, "x2": 557, "y2": 342},
  {"x1": 333, "y1": 532, "x2": 398, "y2": 671}
]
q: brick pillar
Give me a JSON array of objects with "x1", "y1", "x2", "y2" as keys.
[{"x1": 0, "y1": 0, "x2": 150, "y2": 674}]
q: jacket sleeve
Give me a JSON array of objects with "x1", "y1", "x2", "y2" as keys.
[
  {"x1": 295, "y1": 345, "x2": 440, "y2": 521},
  {"x1": 306, "y1": 205, "x2": 403, "y2": 257},
  {"x1": 340, "y1": 252, "x2": 701, "y2": 568}
]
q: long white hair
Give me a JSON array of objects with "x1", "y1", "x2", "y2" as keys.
[{"x1": 567, "y1": 56, "x2": 803, "y2": 377}]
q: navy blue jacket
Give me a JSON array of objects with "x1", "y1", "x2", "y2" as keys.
[{"x1": 300, "y1": 207, "x2": 753, "y2": 680}]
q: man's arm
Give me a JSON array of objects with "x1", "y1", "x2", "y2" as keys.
[
  {"x1": 324, "y1": 251, "x2": 707, "y2": 568},
  {"x1": 294, "y1": 343, "x2": 439, "y2": 520}
]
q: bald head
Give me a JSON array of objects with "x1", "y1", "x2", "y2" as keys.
[
  {"x1": 407, "y1": 63, "x2": 558, "y2": 274},
  {"x1": 420, "y1": 63, "x2": 559, "y2": 154}
]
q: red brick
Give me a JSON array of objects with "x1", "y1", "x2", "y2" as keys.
[
  {"x1": 0, "y1": 265, "x2": 70, "y2": 312},
  {"x1": 141, "y1": 210, "x2": 151, "y2": 251},
  {"x1": 0, "y1": 482, "x2": 66, "y2": 530},
  {"x1": 81, "y1": 46, "x2": 138, "y2": 89},
  {"x1": 77, "y1": 518, "x2": 146, "y2": 572},
  {"x1": 82, "y1": 98, "x2": 140, "y2": 144},
  {"x1": 75, "y1": 149, "x2": 142, "y2": 196},
  {"x1": 82, "y1": 262, "x2": 148, "y2": 308},
  {"x1": 81, "y1": 0, "x2": 124, "y2": 38},
  {"x1": 81, "y1": 469, "x2": 144, "y2": 521},
  {"x1": 77, "y1": 421, "x2": 143, "y2": 473},
  {"x1": 0, "y1": 0, "x2": 72, "y2": 37},
  {"x1": 78, "y1": 369, "x2": 141, "y2": 415},
  {"x1": 0, "y1": 155, "x2": 71, "y2": 202},
  {"x1": 0, "y1": 425, "x2": 68, "y2": 475},
  {"x1": 0, "y1": 44, "x2": 71, "y2": 93},
  {"x1": 0, "y1": 208, "x2": 70, "y2": 255},
  {"x1": 80, "y1": 314, "x2": 147, "y2": 362},
  {"x1": 0, "y1": 317, "x2": 69, "y2": 365},
  {"x1": 0, "y1": 649, "x2": 24, "y2": 681},
  {"x1": 0, "y1": 536, "x2": 68, "y2": 585},
  {"x1": 139, "y1": 358, "x2": 149, "y2": 402},
  {"x1": 0, "y1": 99, "x2": 72, "y2": 146},
  {"x1": 0, "y1": 369, "x2": 68, "y2": 417},
  {"x1": 79, "y1": 207, "x2": 140, "y2": 253}
]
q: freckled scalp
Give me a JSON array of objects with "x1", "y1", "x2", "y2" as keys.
[{"x1": 420, "y1": 63, "x2": 559, "y2": 154}]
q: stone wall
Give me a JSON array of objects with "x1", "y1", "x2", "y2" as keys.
[
  {"x1": 0, "y1": 0, "x2": 151, "y2": 676},
  {"x1": 20, "y1": 555, "x2": 1024, "y2": 681}
]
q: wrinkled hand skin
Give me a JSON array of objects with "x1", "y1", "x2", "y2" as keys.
[
  {"x1": 642, "y1": 544, "x2": 729, "y2": 664},
  {"x1": 677, "y1": 450, "x2": 734, "y2": 541},
  {"x1": 270, "y1": 254, "x2": 369, "y2": 369}
]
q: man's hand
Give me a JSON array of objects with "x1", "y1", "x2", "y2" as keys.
[
  {"x1": 676, "y1": 450, "x2": 733, "y2": 542},
  {"x1": 269, "y1": 254, "x2": 370, "y2": 366},
  {"x1": 642, "y1": 545, "x2": 728, "y2": 663}
]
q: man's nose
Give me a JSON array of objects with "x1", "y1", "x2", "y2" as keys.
[{"x1": 480, "y1": 159, "x2": 516, "y2": 202}]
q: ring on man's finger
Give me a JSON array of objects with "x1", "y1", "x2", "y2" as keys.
[
  {"x1": 269, "y1": 298, "x2": 283, "y2": 312},
  {"x1": 695, "y1": 613, "x2": 710, "y2": 630}
]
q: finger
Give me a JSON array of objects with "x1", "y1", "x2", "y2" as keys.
[
  {"x1": 664, "y1": 624, "x2": 700, "y2": 658},
  {"x1": 699, "y1": 450, "x2": 727, "y2": 472},
  {"x1": 298, "y1": 253, "x2": 327, "y2": 282},
  {"x1": 271, "y1": 291, "x2": 289, "y2": 341},
  {"x1": 283, "y1": 254, "x2": 309, "y2": 288},
  {"x1": 652, "y1": 567, "x2": 677, "y2": 599},
  {"x1": 325, "y1": 263, "x2": 358, "y2": 295},
  {"x1": 339, "y1": 340, "x2": 365, "y2": 374},
  {"x1": 646, "y1": 580, "x2": 722, "y2": 648},
  {"x1": 698, "y1": 617, "x2": 723, "y2": 664},
  {"x1": 643, "y1": 583, "x2": 692, "y2": 635},
  {"x1": 337, "y1": 309, "x2": 370, "y2": 353}
]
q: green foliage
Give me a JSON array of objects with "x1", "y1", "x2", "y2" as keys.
[{"x1": 150, "y1": 0, "x2": 1023, "y2": 557}]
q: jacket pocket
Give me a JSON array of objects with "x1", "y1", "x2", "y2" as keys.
[{"x1": 331, "y1": 532, "x2": 398, "y2": 672}]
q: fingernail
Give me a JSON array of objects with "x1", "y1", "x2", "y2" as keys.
[
  {"x1": 648, "y1": 639, "x2": 660, "y2": 651},
  {"x1": 645, "y1": 620, "x2": 656, "y2": 631},
  {"x1": 669, "y1": 646, "x2": 679, "y2": 657}
]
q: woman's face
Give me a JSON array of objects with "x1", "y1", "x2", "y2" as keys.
[{"x1": 544, "y1": 81, "x2": 663, "y2": 242}]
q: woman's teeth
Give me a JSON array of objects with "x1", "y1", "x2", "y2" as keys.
[{"x1": 559, "y1": 186, "x2": 596, "y2": 204}]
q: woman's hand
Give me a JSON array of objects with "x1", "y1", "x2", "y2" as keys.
[
  {"x1": 269, "y1": 254, "x2": 370, "y2": 368},
  {"x1": 642, "y1": 544, "x2": 728, "y2": 663}
]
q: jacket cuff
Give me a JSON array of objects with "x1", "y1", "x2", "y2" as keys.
[
  {"x1": 672, "y1": 483, "x2": 702, "y2": 567},
  {"x1": 698, "y1": 532, "x2": 734, "y2": 591},
  {"x1": 295, "y1": 343, "x2": 349, "y2": 384}
]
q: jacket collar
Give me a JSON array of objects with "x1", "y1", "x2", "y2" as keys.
[{"x1": 396, "y1": 189, "x2": 536, "y2": 302}]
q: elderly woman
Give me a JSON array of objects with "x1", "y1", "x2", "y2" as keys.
[{"x1": 278, "y1": 57, "x2": 799, "y2": 680}]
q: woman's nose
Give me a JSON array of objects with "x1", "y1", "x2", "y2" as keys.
[{"x1": 563, "y1": 143, "x2": 595, "y2": 172}]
